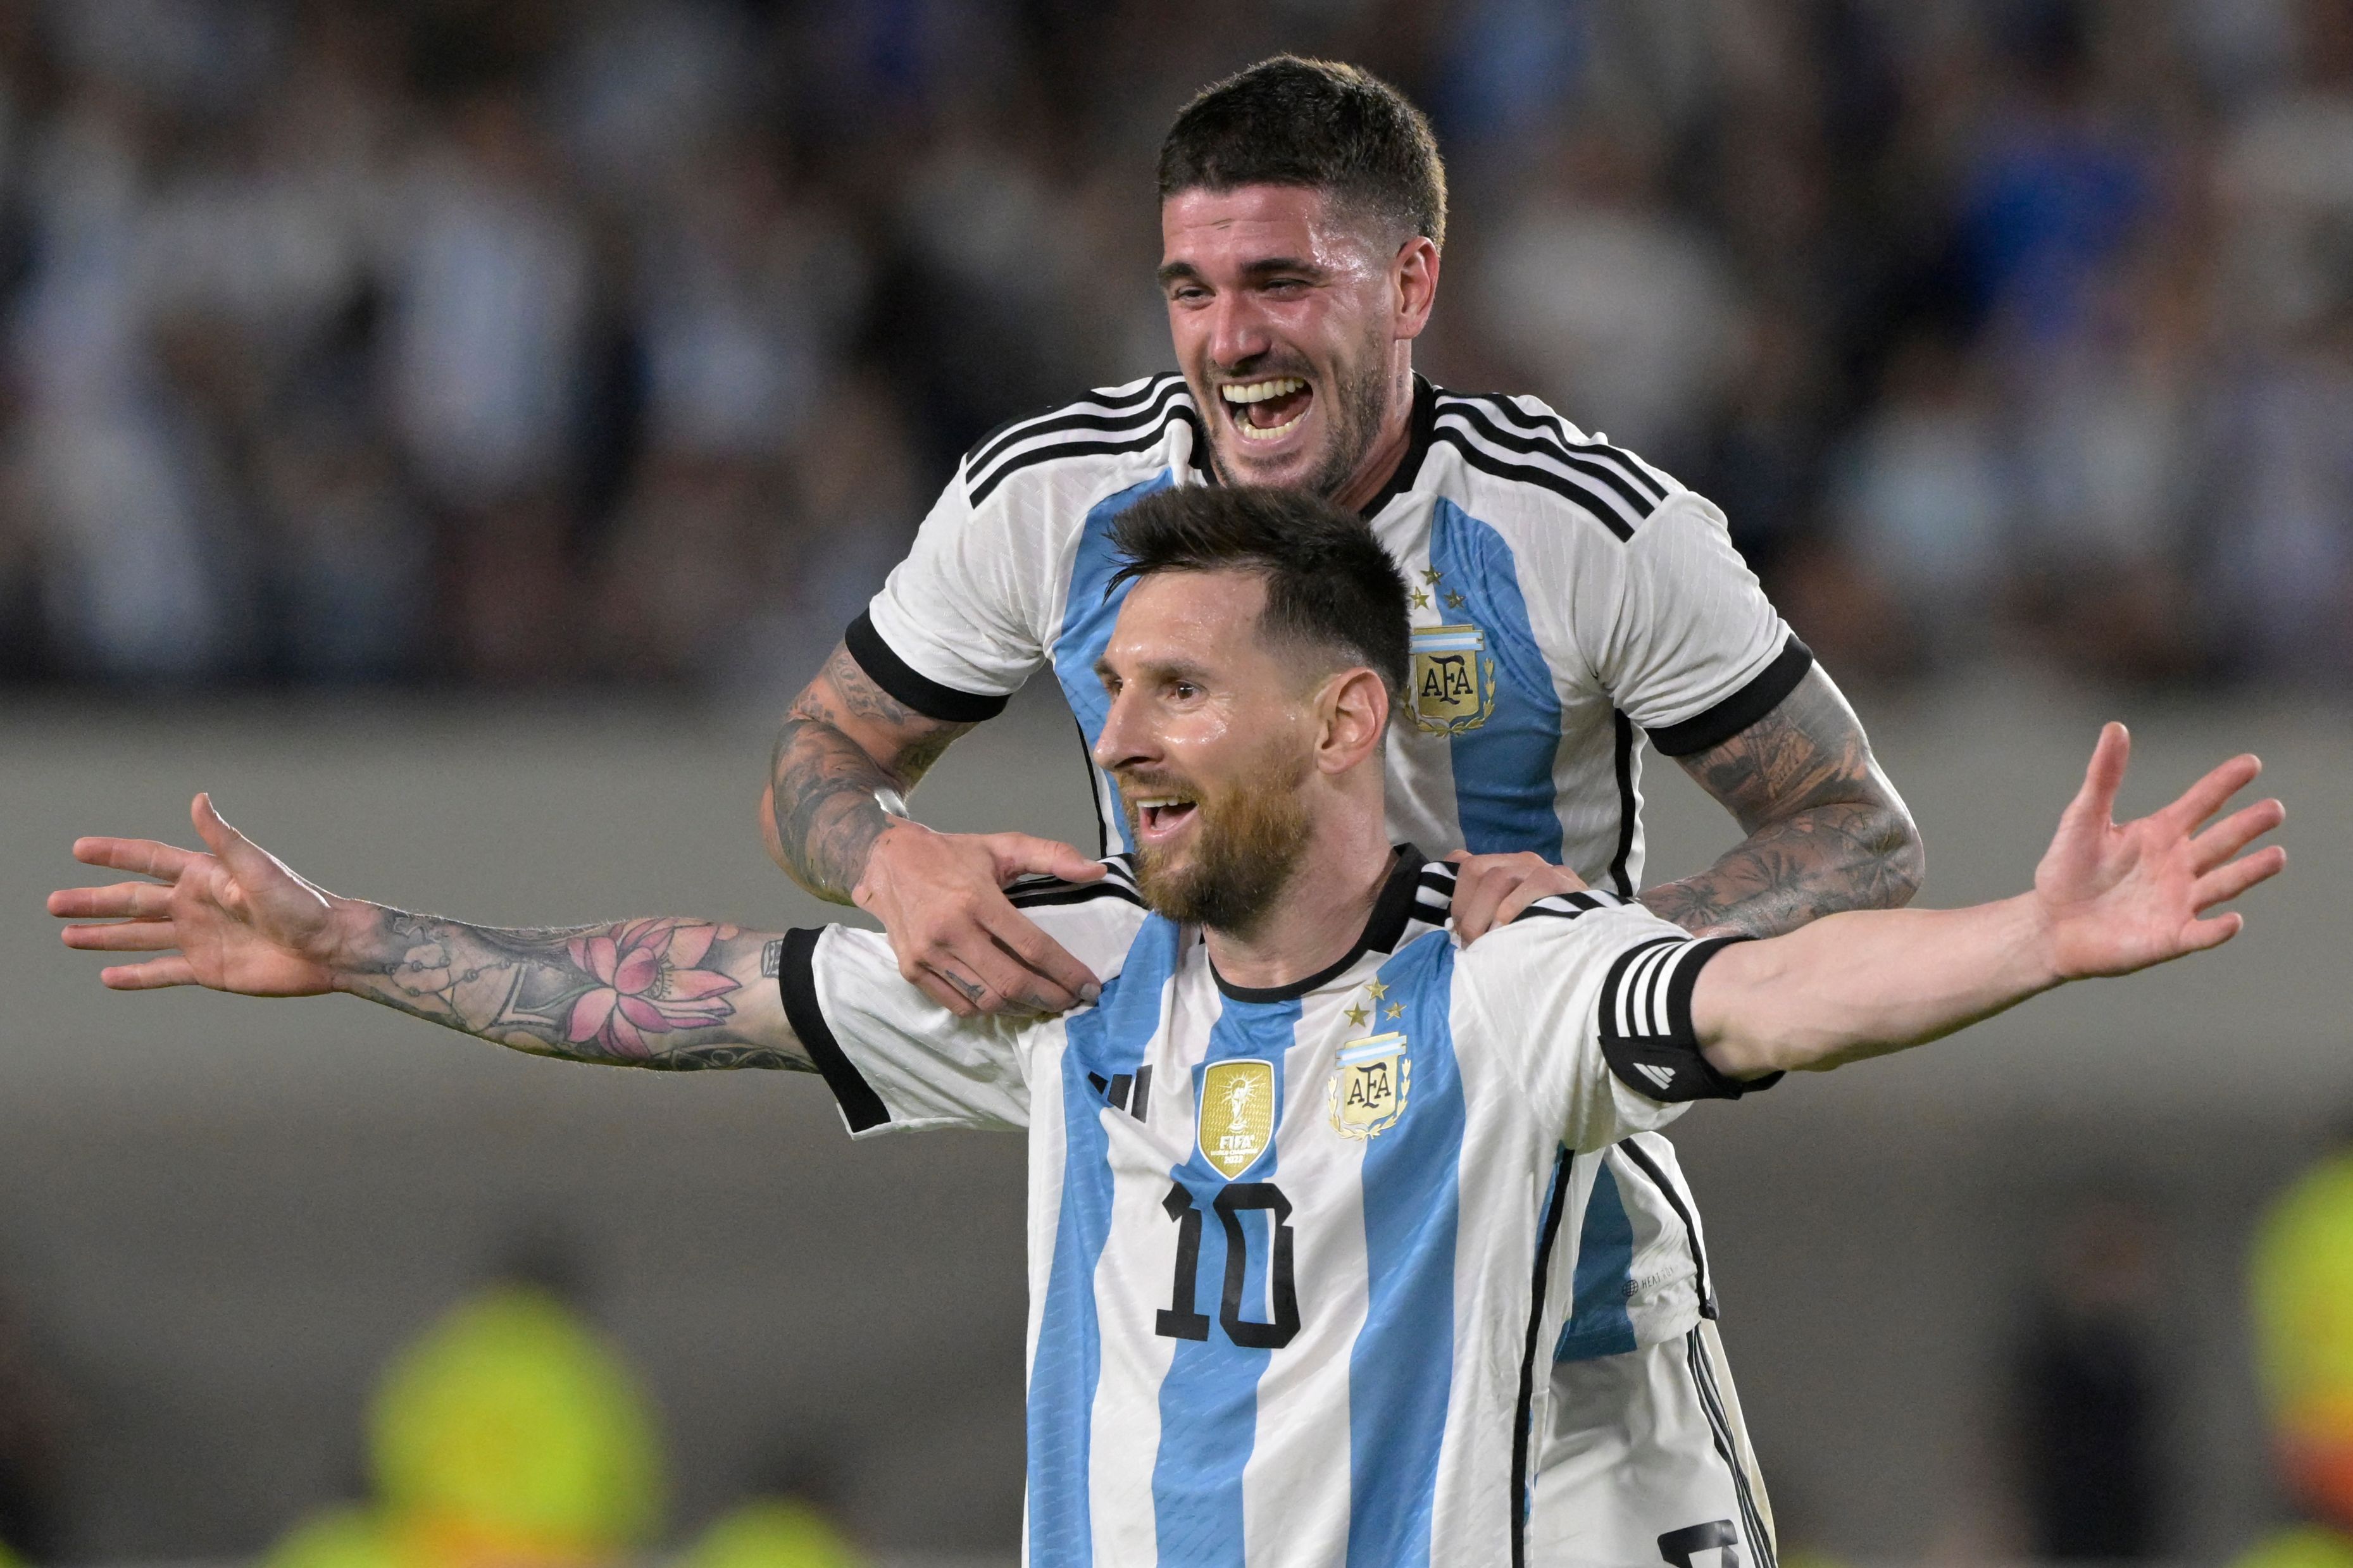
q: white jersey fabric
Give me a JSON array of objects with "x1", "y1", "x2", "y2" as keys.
[
  {"x1": 846, "y1": 374, "x2": 1803, "y2": 1409},
  {"x1": 777, "y1": 852, "x2": 1777, "y2": 1567}
]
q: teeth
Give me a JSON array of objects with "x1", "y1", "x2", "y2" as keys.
[
  {"x1": 1220, "y1": 378, "x2": 1305, "y2": 404},
  {"x1": 1237, "y1": 413, "x2": 1304, "y2": 442},
  {"x1": 1136, "y1": 797, "x2": 1189, "y2": 810}
]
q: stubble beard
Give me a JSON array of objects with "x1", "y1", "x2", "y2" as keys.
[
  {"x1": 1206, "y1": 322, "x2": 1396, "y2": 502},
  {"x1": 1125, "y1": 751, "x2": 1314, "y2": 936}
]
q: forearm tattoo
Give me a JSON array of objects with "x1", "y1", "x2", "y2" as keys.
[
  {"x1": 339, "y1": 909, "x2": 810, "y2": 1073},
  {"x1": 1638, "y1": 669, "x2": 1926, "y2": 940},
  {"x1": 770, "y1": 644, "x2": 970, "y2": 903}
]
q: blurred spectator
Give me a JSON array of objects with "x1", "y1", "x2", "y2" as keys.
[
  {"x1": 266, "y1": 1272, "x2": 663, "y2": 1568},
  {"x1": 2011, "y1": 1194, "x2": 2169, "y2": 1560},
  {"x1": 2235, "y1": 1139, "x2": 2353, "y2": 1568},
  {"x1": 0, "y1": 0, "x2": 2337, "y2": 699}
]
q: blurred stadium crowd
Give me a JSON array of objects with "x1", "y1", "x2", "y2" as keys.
[{"x1": 0, "y1": 0, "x2": 2347, "y2": 695}]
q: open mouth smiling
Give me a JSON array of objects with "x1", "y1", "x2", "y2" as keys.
[
  {"x1": 1220, "y1": 377, "x2": 1313, "y2": 442},
  {"x1": 1133, "y1": 795, "x2": 1200, "y2": 841}
]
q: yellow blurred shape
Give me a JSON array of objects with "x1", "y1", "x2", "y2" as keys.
[
  {"x1": 2233, "y1": 1524, "x2": 2353, "y2": 1568},
  {"x1": 370, "y1": 1283, "x2": 663, "y2": 1560},
  {"x1": 683, "y1": 1499, "x2": 867, "y2": 1568}
]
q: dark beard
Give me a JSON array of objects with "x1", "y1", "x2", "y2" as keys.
[
  {"x1": 1206, "y1": 326, "x2": 1395, "y2": 502},
  {"x1": 1125, "y1": 757, "x2": 1312, "y2": 935}
]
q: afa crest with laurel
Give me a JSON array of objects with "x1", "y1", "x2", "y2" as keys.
[
  {"x1": 1330, "y1": 1031, "x2": 1411, "y2": 1139},
  {"x1": 1408, "y1": 624, "x2": 1496, "y2": 735}
]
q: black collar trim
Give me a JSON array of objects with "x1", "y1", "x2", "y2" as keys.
[
  {"x1": 1357, "y1": 375, "x2": 1437, "y2": 520},
  {"x1": 1211, "y1": 845, "x2": 1426, "y2": 1004}
]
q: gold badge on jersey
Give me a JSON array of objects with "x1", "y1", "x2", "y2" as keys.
[
  {"x1": 1199, "y1": 1059, "x2": 1275, "y2": 1179},
  {"x1": 1408, "y1": 624, "x2": 1496, "y2": 735},
  {"x1": 1330, "y1": 1031, "x2": 1411, "y2": 1140}
]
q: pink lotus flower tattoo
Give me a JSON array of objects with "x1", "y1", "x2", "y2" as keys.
[{"x1": 565, "y1": 918, "x2": 739, "y2": 1058}]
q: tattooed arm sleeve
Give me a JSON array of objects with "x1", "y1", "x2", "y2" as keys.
[
  {"x1": 765, "y1": 642, "x2": 972, "y2": 904},
  {"x1": 339, "y1": 908, "x2": 811, "y2": 1071},
  {"x1": 1638, "y1": 666, "x2": 1926, "y2": 939}
]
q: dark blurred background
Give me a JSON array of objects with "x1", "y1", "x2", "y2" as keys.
[{"x1": 1, "y1": 0, "x2": 2350, "y2": 1564}]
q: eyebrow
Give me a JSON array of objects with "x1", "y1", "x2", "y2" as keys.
[
  {"x1": 1155, "y1": 256, "x2": 1328, "y2": 290},
  {"x1": 1094, "y1": 654, "x2": 1215, "y2": 687}
]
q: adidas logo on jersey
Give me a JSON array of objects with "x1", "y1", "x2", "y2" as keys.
[{"x1": 1635, "y1": 1062, "x2": 1676, "y2": 1090}]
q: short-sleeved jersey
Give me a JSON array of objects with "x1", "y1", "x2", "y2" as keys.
[
  {"x1": 776, "y1": 851, "x2": 1775, "y2": 1567},
  {"x1": 849, "y1": 374, "x2": 1804, "y2": 1368}
]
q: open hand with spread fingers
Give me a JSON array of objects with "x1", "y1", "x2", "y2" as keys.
[
  {"x1": 2035, "y1": 723, "x2": 2288, "y2": 981},
  {"x1": 47, "y1": 793, "x2": 365, "y2": 997}
]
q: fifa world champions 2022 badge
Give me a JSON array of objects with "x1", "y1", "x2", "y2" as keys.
[
  {"x1": 1332, "y1": 978, "x2": 1411, "y2": 1139},
  {"x1": 1199, "y1": 1059, "x2": 1276, "y2": 1179},
  {"x1": 1408, "y1": 613, "x2": 1496, "y2": 735}
]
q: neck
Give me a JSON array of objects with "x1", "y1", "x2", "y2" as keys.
[
  {"x1": 1327, "y1": 352, "x2": 1418, "y2": 514},
  {"x1": 1201, "y1": 802, "x2": 1397, "y2": 992}
]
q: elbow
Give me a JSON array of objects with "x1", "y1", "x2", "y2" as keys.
[
  {"x1": 758, "y1": 781, "x2": 792, "y2": 875},
  {"x1": 1878, "y1": 805, "x2": 1926, "y2": 910}
]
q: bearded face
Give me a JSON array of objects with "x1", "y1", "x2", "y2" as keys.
[{"x1": 1120, "y1": 740, "x2": 1313, "y2": 935}]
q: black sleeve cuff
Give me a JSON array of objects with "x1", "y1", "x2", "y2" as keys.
[
  {"x1": 843, "y1": 611, "x2": 1011, "y2": 725},
  {"x1": 778, "y1": 928, "x2": 892, "y2": 1133},
  {"x1": 1599, "y1": 936, "x2": 1780, "y2": 1102},
  {"x1": 1643, "y1": 635, "x2": 1814, "y2": 757}
]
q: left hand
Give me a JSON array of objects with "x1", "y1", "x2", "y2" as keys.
[
  {"x1": 2035, "y1": 723, "x2": 2287, "y2": 980},
  {"x1": 1444, "y1": 850, "x2": 1589, "y2": 943}
]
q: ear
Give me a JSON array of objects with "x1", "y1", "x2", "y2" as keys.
[
  {"x1": 1392, "y1": 237, "x2": 1439, "y2": 342},
  {"x1": 1315, "y1": 667, "x2": 1391, "y2": 775}
]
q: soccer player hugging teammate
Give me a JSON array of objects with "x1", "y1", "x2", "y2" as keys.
[
  {"x1": 59, "y1": 488, "x2": 2285, "y2": 1567},
  {"x1": 759, "y1": 54, "x2": 1928, "y2": 1567}
]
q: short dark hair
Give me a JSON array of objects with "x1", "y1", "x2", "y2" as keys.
[
  {"x1": 1158, "y1": 56, "x2": 1447, "y2": 249},
  {"x1": 1108, "y1": 485, "x2": 1410, "y2": 702}
]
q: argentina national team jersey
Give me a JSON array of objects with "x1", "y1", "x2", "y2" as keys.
[
  {"x1": 775, "y1": 852, "x2": 1776, "y2": 1567},
  {"x1": 846, "y1": 373, "x2": 1807, "y2": 1381}
]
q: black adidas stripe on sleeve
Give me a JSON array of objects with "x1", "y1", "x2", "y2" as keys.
[
  {"x1": 1596, "y1": 936, "x2": 1777, "y2": 1103},
  {"x1": 778, "y1": 928, "x2": 892, "y2": 1133},
  {"x1": 1642, "y1": 635, "x2": 1815, "y2": 758},
  {"x1": 842, "y1": 610, "x2": 1011, "y2": 725}
]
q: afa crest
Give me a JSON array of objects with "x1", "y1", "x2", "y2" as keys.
[
  {"x1": 1199, "y1": 1059, "x2": 1275, "y2": 1179},
  {"x1": 1330, "y1": 1032, "x2": 1411, "y2": 1139},
  {"x1": 1408, "y1": 624, "x2": 1496, "y2": 735}
]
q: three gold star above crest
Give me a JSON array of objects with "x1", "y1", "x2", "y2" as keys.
[
  {"x1": 1344, "y1": 1004, "x2": 1370, "y2": 1028},
  {"x1": 1385, "y1": 1002, "x2": 1404, "y2": 1020},
  {"x1": 1444, "y1": 590, "x2": 1468, "y2": 610},
  {"x1": 1409, "y1": 589, "x2": 1430, "y2": 609},
  {"x1": 1366, "y1": 980, "x2": 1390, "y2": 1000},
  {"x1": 1420, "y1": 567, "x2": 1443, "y2": 586}
]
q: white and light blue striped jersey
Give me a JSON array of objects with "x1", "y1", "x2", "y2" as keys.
[
  {"x1": 849, "y1": 375, "x2": 1802, "y2": 1371},
  {"x1": 776, "y1": 851, "x2": 1777, "y2": 1567}
]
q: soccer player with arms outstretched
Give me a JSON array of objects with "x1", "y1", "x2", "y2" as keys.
[
  {"x1": 761, "y1": 56, "x2": 1923, "y2": 1565},
  {"x1": 58, "y1": 490, "x2": 2283, "y2": 1568}
]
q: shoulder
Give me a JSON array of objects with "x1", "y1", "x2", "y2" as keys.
[
  {"x1": 961, "y1": 374, "x2": 1201, "y2": 509},
  {"x1": 1003, "y1": 854, "x2": 1147, "y2": 914},
  {"x1": 1453, "y1": 890, "x2": 1685, "y2": 992},
  {"x1": 1423, "y1": 387, "x2": 1688, "y2": 545}
]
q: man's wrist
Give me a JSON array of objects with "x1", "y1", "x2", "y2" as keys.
[
  {"x1": 850, "y1": 815, "x2": 929, "y2": 913},
  {"x1": 2007, "y1": 892, "x2": 2069, "y2": 993},
  {"x1": 322, "y1": 899, "x2": 393, "y2": 994}
]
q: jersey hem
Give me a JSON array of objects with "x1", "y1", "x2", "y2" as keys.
[
  {"x1": 845, "y1": 609, "x2": 1013, "y2": 725},
  {"x1": 1644, "y1": 635, "x2": 1814, "y2": 757}
]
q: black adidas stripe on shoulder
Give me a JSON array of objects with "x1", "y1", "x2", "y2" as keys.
[
  {"x1": 1508, "y1": 889, "x2": 1624, "y2": 923},
  {"x1": 964, "y1": 376, "x2": 1193, "y2": 507},
  {"x1": 1442, "y1": 392, "x2": 1670, "y2": 505},
  {"x1": 1432, "y1": 397, "x2": 1668, "y2": 540},
  {"x1": 1004, "y1": 855, "x2": 1144, "y2": 911},
  {"x1": 965, "y1": 375, "x2": 1173, "y2": 473}
]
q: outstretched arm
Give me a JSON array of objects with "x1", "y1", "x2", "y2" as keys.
[
  {"x1": 51, "y1": 796, "x2": 805, "y2": 1071},
  {"x1": 1695, "y1": 725, "x2": 2285, "y2": 1078},
  {"x1": 765, "y1": 642, "x2": 1106, "y2": 1018},
  {"x1": 1640, "y1": 667, "x2": 1926, "y2": 938}
]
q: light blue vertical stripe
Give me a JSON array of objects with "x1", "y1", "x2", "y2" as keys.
[
  {"x1": 1345, "y1": 933, "x2": 1466, "y2": 1568},
  {"x1": 1426, "y1": 498, "x2": 1566, "y2": 858},
  {"x1": 1026, "y1": 918, "x2": 1180, "y2": 1568},
  {"x1": 1151, "y1": 995, "x2": 1296, "y2": 1567},
  {"x1": 1052, "y1": 473, "x2": 1178, "y2": 852},
  {"x1": 1554, "y1": 1163, "x2": 1638, "y2": 1362}
]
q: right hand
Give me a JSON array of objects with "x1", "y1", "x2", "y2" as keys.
[
  {"x1": 854, "y1": 821, "x2": 1106, "y2": 1018},
  {"x1": 49, "y1": 793, "x2": 366, "y2": 995}
]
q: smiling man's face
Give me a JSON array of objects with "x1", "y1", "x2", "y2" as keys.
[
  {"x1": 1090, "y1": 567, "x2": 1322, "y2": 933},
  {"x1": 1159, "y1": 185, "x2": 1425, "y2": 503}
]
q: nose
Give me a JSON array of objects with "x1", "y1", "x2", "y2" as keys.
[
  {"x1": 1205, "y1": 292, "x2": 1274, "y2": 376},
  {"x1": 1092, "y1": 683, "x2": 1155, "y2": 776}
]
